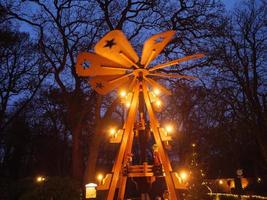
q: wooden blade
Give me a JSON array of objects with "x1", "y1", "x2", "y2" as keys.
[
  {"x1": 90, "y1": 75, "x2": 132, "y2": 95},
  {"x1": 95, "y1": 30, "x2": 139, "y2": 68},
  {"x1": 149, "y1": 53, "x2": 205, "y2": 72},
  {"x1": 141, "y1": 31, "x2": 175, "y2": 67},
  {"x1": 108, "y1": 73, "x2": 133, "y2": 84},
  {"x1": 76, "y1": 52, "x2": 128, "y2": 77},
  {"x1": 144, "y1": 77, "x2": 172, "y2": 96},
  {"x1": 149, "y1": 72, "x2": 197, "y2": 80}
]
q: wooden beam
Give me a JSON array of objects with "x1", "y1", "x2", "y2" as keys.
[
  {"x1": 106, "y1": 85, "x2": 139, "y2": 200},
  {"x1": 142, "y1": 82, "x2": 178, "y2": 200},
  {"x1": 149, "y1": 53, "x2": 205, "y2": 72}
]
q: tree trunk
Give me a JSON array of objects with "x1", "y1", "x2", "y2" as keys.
[
  {"x1": 83, "y1": 97, "x2": 120, "y2": 184},
  {"x1": 83, "y1": 123, "x2": 103, "y2": 184},
  {"x1": 72, "y1": 118, "x2": 84, "y2": 181}
]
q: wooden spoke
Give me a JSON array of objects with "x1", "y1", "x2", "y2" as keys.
[
  {"x1": 127, "y1": 76, "x2": 137, "y2": 92},
  {"x1": 119, "y1": 51, "x2": 140, "y2": 69},
  {"x1": 101, "y1": 65, "x2": 130, "y2": 70},
  {"x1": 141, "y1": 31, "x2": 175, "y2": 67},
  {"x1": 149, "y1": 72, "x2": 197, "y2": 80},
  {"x1": 144, "y1": 50, "x2": 156, "y2": 68},
  {"x1": 108, "y1": 73, "x2": 133, "y2": 84},
  {"x1": 144, "y1": 77, "x2": 172, "y2": 96},
  {"x1": 149, "y1": 53, "x2": 205, "y2": 72},
  {"x1": 90, "y1": 75, "x2": 131, "y2": 95}
]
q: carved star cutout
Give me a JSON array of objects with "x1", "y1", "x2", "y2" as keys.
[
  {"x1": 104, "y1": 39, "x2": 116, "y2": 49},
  {"x1": 96, "y1": 82, "x2": 104, "y2": 88},
  {"x1": 154, "y1": 36, "x2": 165, "y2": 44},
  {"x1": 83, "y1": 60, "x2": 90, "y2": 69}
]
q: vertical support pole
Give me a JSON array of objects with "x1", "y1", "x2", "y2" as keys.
[
  {"x1": 138, "y1": 79, "x2": 147, "y2": 163},
  {"x1": 142, "y1": 82, "x2": 178, "y2": 200},
  {"x1": 106, "y1": 85, "x2": 139, "y2": 200},
  {"x1": 117, "y1": 129, "x2": 135, "y2": 199}
]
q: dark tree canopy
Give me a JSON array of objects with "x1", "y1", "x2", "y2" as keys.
[{"x1": 0, "y1": 0, "x2": 266, "y2": 199}]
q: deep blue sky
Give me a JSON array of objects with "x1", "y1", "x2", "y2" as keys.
[
  {"x1": 222, "y1": 0, "x2": 236, "y2": 9},
  {"x1": 19, "y1": 0, "x2": 236, "y2": 34}
]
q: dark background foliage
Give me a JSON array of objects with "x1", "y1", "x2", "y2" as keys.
[{"x1": 0, "y1": 0, "x2": 266, "y2": 199}]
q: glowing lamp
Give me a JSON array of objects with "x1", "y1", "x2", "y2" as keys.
[
  {"x1": 219, "y1": 179, "x2": 223, "y2": 185},
  {"x1": 126, "y1": 101, "x2": 131, "y2": 108},
  {"x1": 97, "y1": 173, "x2": 104, "y2": 185},
  {"x1": 119, "y1": 90, "x2": 127, "y2": 98},
  {"x1": 165, "y1": 125, "x2": 173, "y2": 133},
  {"x1": 109, "y1": 128, "x2": 117, "y2": 137},
  {"x1": 85, "y1": 183, "x2": 97, "y2": 199},
  {"x1": 36, "y1": 176, "x2": 45, "y2": 183},
  {"x1": 155, "y1": 99, "x2": 162, "y2": 107},
  {"x1": 179, "y1": 170, "x2": 188, "y2": 182},
  {"x1": 154, "y1": 88, "x2": 160, "y2": 96},
  {"x1": 257, "y1": 177, "x2": 261, "y2": 183}
]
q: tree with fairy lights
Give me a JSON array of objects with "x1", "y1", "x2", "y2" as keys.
[{"x1": 186, "y1": 143, "x2": 209, "y2": 200}]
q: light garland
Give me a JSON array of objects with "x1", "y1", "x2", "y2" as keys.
[{"x1": 208, "y1": 193, "x2": 267, "y2": 199}]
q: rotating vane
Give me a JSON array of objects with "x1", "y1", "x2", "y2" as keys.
[
  {"x1": 76, "y1": 30, "x2": 204, "y2": 200},
  {"x1": 76, "y1": 30, "x2": 204, "y2": 96}
]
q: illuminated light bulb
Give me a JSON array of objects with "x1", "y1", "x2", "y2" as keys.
[
  {"x1": 109, "y1": 128, "x2": 116, "y2": 137},
  {"x1": 179, "y1": 170, "x2": 188, "y2": 181},
  {"x1": 219, "y1": 179, "x2": 223, "y2": 185},
  {"x1": 97, "y1": 173, "x2": 104, "y2": 185},
  {"x1": 155, "y1": 99, "x2": 162, "y2": 107},
  {"x1": 192, "y1": 143, "x2": 196, "y2": 147},
  {"x1": 257, "y1": 177, "x2": 261, "y2": 183},
  {"x1": 119, "y1": 90, "x2": 127, "y2": 98},
  {"x1": 154, "y1": 88, "x2": 160, "y2": 96},
  {"x1": 165, "y1": 125, "x2": 173, "y2": 133},
  {"x1": 126, "y1": 101, "x2": 131, "y2": 108},
  {"x1": 36, "y1": 176, "x2": 45, "y2": 183}
]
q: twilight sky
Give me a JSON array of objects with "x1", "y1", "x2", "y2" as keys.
[
  {"x1": 18, "y1": 0, "x2": 237, "y2": 34},
  {"x1": 222, "y1": 0, "x2": 236, "y2": 9}
]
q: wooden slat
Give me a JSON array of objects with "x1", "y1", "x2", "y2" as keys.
[
  {"x1": 142, "y1": 82, "x2": 178, "y2": 200},
  {"x1": 148, "y1": 53, "x2": 204, "y2": 72},
  {"x1": 128, "y1": 173, "x2": 154, "y2": 177},
  {"x1": 106, "y1": 85, "x2": 139, "y2": 200}
]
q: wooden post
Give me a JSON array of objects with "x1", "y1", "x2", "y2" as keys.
[
  {"x1": 143, "y1": 82, "x2": 178, "y2": 200},
  {"x1": 106, "y1": 85, "x2": 139, "y2": 200}
]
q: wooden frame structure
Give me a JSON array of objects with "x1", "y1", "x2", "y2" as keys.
[{"x1": 76, "y1": 30, "x2": 204, "y2": 199}]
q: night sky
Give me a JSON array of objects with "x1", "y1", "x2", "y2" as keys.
[{"x1": 222, "y1": 0, "x2": 236, "y2": 9}]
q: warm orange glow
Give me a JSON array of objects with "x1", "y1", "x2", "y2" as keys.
[
  {"x1": 241, "y1": 178, "x2": 249, "y2": 188},
  {"x1": 192, "y1": 143, "x2": 196, "y2": 147},
  {"x1": 97, "y1": 174, "x2": 103, "y2": 181},
  {"x1": 179, "y1": 170, "x2": 188, "y2": 181},
  {"x1": 97, "y1": 173, "x2": 104, "y2": 185},
  {"x1": 219, "y1": 179, "x2": 223, "y2": 185},
  {"x1": 119, "y1": 90, "x2": 127, "y2": 98},
  {"x1": 154, "y1": 88, "x2": 160, "y2": 96},
  {"x1": 165, "y1": 124, "x2": 173, "y2": 133},
  {"x1": 155, "y1": 99, "x2": 162, "y2": 107},
  {"x1": 109, "y1": 128, "x2": 117, "y2": 137},
  {"x1": 126, "y1": 101, "x2": 131, "y2": 108},
  {"x1": 36, "y1": 176, "x2": 45, "y2": 183},
  {"x1": 257, "y1": 177, "x2": 261, "y2": 183}
]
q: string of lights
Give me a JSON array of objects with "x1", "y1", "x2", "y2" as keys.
[{"x1": 208, "y1": 193, "x2": 267, "y2": 199}]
